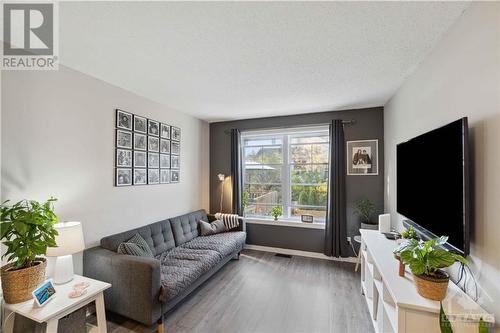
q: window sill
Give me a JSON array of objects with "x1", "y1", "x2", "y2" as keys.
[{"x1": 245, "y1": 218, "x2": 325, "y2": 230}]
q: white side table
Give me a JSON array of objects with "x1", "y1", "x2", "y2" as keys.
[
  {"x1": 3, "y1": 275, "x2": 111, "y2": 333},
  {"x1": 353, "y1": 235, "x2": 362, "y2": 272}
]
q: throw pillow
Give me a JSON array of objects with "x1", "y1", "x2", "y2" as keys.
[
  {"x1": 199, "y1": 219, "x2": 226, "y2": 236},
  {"x1": 117, "y1": 233, "x2": 154, "y2": 257}
]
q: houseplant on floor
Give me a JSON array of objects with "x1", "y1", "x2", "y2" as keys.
[
  {"x1": 353, "y1": 198, "x2": 377, "y2": 230},
  {"x1": 399, "y1": 236, "x2": 467, "y2": 301},
  {"x1": 271, "y1": 206, "x2": 283, "y2": 221},
  {"x1": 1, "y1": 198, "x2": 59, "y2": 303}
]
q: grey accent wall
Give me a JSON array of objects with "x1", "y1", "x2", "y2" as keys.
[{"x1": 210, "y1": 107, "x2": 384, "y2": 254}]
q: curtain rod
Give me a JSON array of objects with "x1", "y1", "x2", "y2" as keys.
[{"x1": 222, "y1": 119, "x2": 356, "y2": 135}]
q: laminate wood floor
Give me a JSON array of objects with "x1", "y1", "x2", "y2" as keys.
[{"x1": 93, "y1": 250, "x2": 373, "y2": 333}]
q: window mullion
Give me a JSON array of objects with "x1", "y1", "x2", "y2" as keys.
[{"x1": 282, "y1": 134, "x2": 291, "y2": 219}]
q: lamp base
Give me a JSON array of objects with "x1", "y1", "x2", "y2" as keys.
[{"x1": 52, "y1": 255, "x2": 75, "y2": 284}]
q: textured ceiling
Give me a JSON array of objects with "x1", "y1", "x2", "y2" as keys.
[{"x1": 59, "y1": 2, "x2": 469, "y2": 122}]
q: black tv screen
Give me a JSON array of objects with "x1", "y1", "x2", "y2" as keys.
[{"x1": 397, "y1": 118, "x2": 469, "y2": 255}]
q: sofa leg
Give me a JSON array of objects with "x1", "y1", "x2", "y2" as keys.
[
  {"x1": 233, "y1": 251, "x2": 241, "y2": 260},
  {"x1": 157, "y1": 317, "x2": 164, "y2": 333}
]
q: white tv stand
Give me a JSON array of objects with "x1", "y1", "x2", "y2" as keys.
[{"x1": 360, "y1": 230, "x2": 494, "y2": 333}]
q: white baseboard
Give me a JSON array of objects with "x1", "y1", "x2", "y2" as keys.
[{"x1": 244, "y1": 244, "x2": 357, "y2": 263}]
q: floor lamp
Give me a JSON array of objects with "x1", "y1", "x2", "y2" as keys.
[{"x1": 217, "y1": 173, "x2": 225, "y2": 212}]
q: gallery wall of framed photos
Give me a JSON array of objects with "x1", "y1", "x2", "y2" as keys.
[{"x1": 115, "y1": 109, "x2": 181, "y2": 186}]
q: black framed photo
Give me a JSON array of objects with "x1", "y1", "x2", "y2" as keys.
[
  {"x1": 116, "y1": 168, "x2": 132, "y2": 186},
  {"x1": 116, "y1": 109, "x2": 132, "y2": 131},
  {"x1": 171, "y1": 155, "x2": 179, "y2": 169},
  {"x1": 301, "y1": 215, "x2": 314, "y2": 223},
  {"x1": 148, "y1": 169, "x2": 160, "y2": 184},
  {"x1": 134, "y1": 115, "x2": 147, "y2": 133},
  {"x1": 171, "y1": 141, "x2": 180, "y2": 155},
  {"x1": 347, "y1": 139, "x2": 379, "y2": 175},
  {"x1": 134, "y1": 151, "x2": 147, "y2": 168},
  {"x1": 161, "y1": 123, "x2": 171, "y2": 139},
  {"x1": 116, "y1": 130, "x2": 132, "y2": 149},
  {"x1": 148, "y1": 152, "x2": 159, "y2": 168},
  {"x1": 133, "y1": 169, "x2": 147, "y2": 185},
  {"x1": 148, "y1": 119, "x2": 159, "y2": 136},
  {"x1": 170, "y1": 170, "x2": 180, "y2": 183},
  {"x1": 171, "y1": 127, "x2": 181, "y2": 141},
  {"x1": 133, "y1": 133, "x2": 146, "y2": 151},
  {"x1": 160, "y1": 154, "x2": 170, "y2": 168},
  {"x1": 148, "y1": 136, "x2": 159, "y2": 152},
  {"x1": 116, "y1": 149, "x2": 132, "y2": 167},
  {"x1": 160, "y1": 139, "x2": 170, "y2": 153},
  {"x1": 160, "y1": 169, "x2": 170, "y2": 184}
]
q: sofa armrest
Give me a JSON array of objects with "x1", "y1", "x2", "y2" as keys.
[
  {"x1": 207, "y1": 214, "x2": 246, "y2": 232},
  {"x1": 83, "y1": 247, "x2": 162, "y2": 326}
]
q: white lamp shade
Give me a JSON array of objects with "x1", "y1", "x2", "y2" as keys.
[{"x1": 46, "y1": 221, "x2": 85, "y2": 257}]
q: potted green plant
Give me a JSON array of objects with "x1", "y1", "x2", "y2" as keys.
[
  {"x1": 399, "y1": 236, "x2": 467, "y2": 301},
  {"x1": 353, "y1": 198, "x2": 377, "y2": 230},
  {"x1": 401, "y1": 225, "x2": 418, "y2": 240},
  {"x1": 1, "y1": 198, "x2": 59, "y2": 303},
  {"x1": 270, "y1": 206, "x2": 283, "y2": 221}
]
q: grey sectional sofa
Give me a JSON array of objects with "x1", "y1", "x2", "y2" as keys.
[{"x1": 83, "y1": 209, "x2": 246, "y2": 328}]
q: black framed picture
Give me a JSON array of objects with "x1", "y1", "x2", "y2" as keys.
[
  {"x1": 148, "y1": 169, "x2": 160, "y2": 184},
  {"x1": 160, "y1": 139, "x2": 170, "y2": 153},
  {"x1": 116, "y1": 168, "x2": 132, "y2": 186},
  {"x1": 160, "y1": 169, "x2": 170, "y2": 184},
  {"x1": 116, "y1": 109, "x2": 132, "y2": 131},
  {"x1": 116, "y1": 149, "x2": 132, "y2": 167},
  {"x1": 134, "y1": 151, "x2": 147, "y2": 168},
  {"x1": 160, "y1": 154, "x2": 170, "y2": 168},
  {"x1": 171, "y1": 127, "x2": 181, "y2": 141},
  {"x1": 133, "y1": 133, "x2": 146, "y2": 151},
  {"x1": 170, "y1": 170, "x2": 180, "y2": 183},
  {"x1": 134, "y1": 115, "x2": 147, "y2": 133},
  {"x1": 148, "y1": 152, "x2": 159, "y2": 168},
  {"x1": 161, "y1": 123, "x2": 170, "y2": 139},
  {"x1": 171, "y1": 155, "x2": 179, "y2": 169},
  {"x1": 171, "y1": 141, "x2": 180, "y2": 155},
  {"x1": 116, "y1": 130, "x2": 132, "y2": 149},
  {"x1": 148, "y1": 119, "x2": 159, "y2": 136},
  {"x1": 148, "y1": 136, "x2": 159, "y2": 152},
  {"x1": 133, "y1": 169, "x2": 147, "y2": 185}
]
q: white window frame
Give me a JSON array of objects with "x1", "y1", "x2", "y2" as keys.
[{"x1": 241, "y1": 125, "x2": 330, "y2": 223}]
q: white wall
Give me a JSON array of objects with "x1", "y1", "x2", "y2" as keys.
[
  {"x1": 1, "y1": 65, "x2": 210, "y2": 272},
  {"x1": 384, "y1": 3, "x2": 500, "y2": 327}
]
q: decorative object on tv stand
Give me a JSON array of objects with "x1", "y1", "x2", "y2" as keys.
[
  {"x1": 393, "y1": 226, "x2": 419, "y2": 277},
  {"x1": 217, "y1": 173, "x2": 226, "y2": 212},
  {"x1": 353, "y1": 198, "x2": 377, "y2": 230},
  {"x1": 301, "y1": 214, "x2": 314, "y2": 223},
  {"x1": 271, "y1": 206, "x2": 283, "y2": 221},
  {"x1": 0, "y1": 198, "x2": 58, "y2": 304},
  {"x1": 378, "y1": 213, "x2": 391, "y2": 233},
  {"x1": 46, "y1": 221, "x2": 85, "y2": 284},
  {"x1": 398, "y1": 236, "x2": 467, "y2": 301},
  {"x1": 347, "y1": 139, "x2": 378, "y2": 175},
  {"x1": 115, "y1": 109, "x2": 180, "y2": 186}
]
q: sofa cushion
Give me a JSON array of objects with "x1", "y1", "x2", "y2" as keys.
[
  {"x1": 117, "y1": 233, "x2": 154, "y2": 257},
  {"x1": 180, "y1": 231, "x2": 246, "y2": 257},
  {"x1": 101, "y1": 219, "x2": 175, "y2": 256},
  {"x1": 199, "y1": 219, "x2": 226, "y2": 236},
  {"x1": 157, "y1": 247, "x2": 221, "y2": 302},
  {"x1": 170, "y1": 210, "x2": 207, "y2": 246}
]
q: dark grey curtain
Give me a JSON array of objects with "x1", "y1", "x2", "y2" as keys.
[
  {"x1": 230, "y1": 129, "x2": 243, "y2": 216},
  {"x1": 324, "y1": 120, "x2": 349, "y2": 257}
]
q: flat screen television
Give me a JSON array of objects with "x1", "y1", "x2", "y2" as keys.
[{"x1": 397, "y1": 117, "x2": 469, "y2": 255}]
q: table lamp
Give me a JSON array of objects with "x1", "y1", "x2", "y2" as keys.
[{"x1": 46, "y1": 221, "x2": 85, "y2": 284}]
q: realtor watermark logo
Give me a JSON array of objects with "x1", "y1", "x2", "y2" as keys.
[{"x1": 1, "y1": 2, "x2": 59, "y2": 70}]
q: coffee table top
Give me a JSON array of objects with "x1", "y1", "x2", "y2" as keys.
[{"x1": 3, "y1": 275, "x2": 111, "y2": 323}]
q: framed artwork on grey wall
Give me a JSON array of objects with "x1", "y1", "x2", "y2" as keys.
[
  {"x1": 347, "y1": 139, "x2": 379, "y2": 175},
  {"x1": 116, "y1": 168, "x2": 132, "y2": 186},
  {"x1": 115, "y1": 109, "x2": 181, "y2": 186},
  {"x1": 116, "y1": 109, "x2": 132, "y2": 131}
]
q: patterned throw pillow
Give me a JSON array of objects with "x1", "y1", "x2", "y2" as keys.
[
  {"x1": 199, "y1": 219, "x2": 226, "y2": 236},
  {"x1": 117, "y1": 233, "x2": 154, "y2": 257}
]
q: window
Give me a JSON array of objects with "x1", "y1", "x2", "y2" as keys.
[{"x1": 242, "y1": 126, "x2": 329, "y2": 222}]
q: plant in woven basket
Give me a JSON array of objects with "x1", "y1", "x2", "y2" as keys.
[
  {"x1": 399, "y1": 236, "x2": 467, "y2": 301},
  {"x1": 0, "y1": 198, "x2": 59, "y2": 303}
]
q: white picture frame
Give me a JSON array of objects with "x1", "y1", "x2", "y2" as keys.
[{"x1": 347, "y1": 139, "x2": 379, "y2": 175}]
